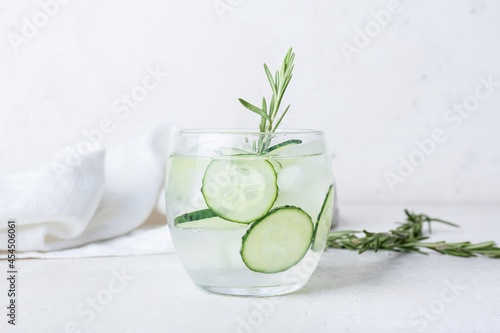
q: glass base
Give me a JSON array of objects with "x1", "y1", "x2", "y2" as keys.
[{"x1": 196, "y1": 282, "x2": 306, "y2": 297}]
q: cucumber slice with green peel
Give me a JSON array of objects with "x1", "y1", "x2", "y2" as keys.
[
  {"x1": 264, "y1": 139, "x2": 302, "y2": 155},
  {"x1": 217, "y1": 147, "x2": 255, "y2": 156},
  {"x1": 202, "y1": 158, "x2": 278, "y2": 223},
  {"x1": 174, "y1": 209, "x2": 247, "y2": 229},
  {"x1": 240, "y1": 206, "x2": 314, "y2": 273},
  {"x1": 311, "y1": 184, "x2": 335, "y2": 252},
  {"x1": 174, "y1": 209, "x2": 217, "y2": 224},
  {"x1": 267, "y1": 158, "x2": 282, "y2": 173},
  {"x1": 218, "y1": 146, "x2": 282, "y2": 172},
  {"x1": 275, "y1": 140, "x2": 325, "y2": 157}
]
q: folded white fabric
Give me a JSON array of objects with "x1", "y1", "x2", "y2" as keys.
[
  {"x1": 8, "y1": 224, "x2": 174, "y2": 259},
  {"x1": 0, "y1": 126, "x2": 175, "y2": 256}
]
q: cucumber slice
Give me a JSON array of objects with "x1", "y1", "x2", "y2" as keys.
[
  {"x1": 174, "y1": 209, "x2": 217, "y2": 224},
  {"x1": 241, "y1": 206, "x2": 313, "y2": 273},
  {"x1": 166, "y1": 155, "x2": 211, "y2": 218},
  {"x1": 202, "y1": 158, "x2": 278, "y2": 223},
  {"x1": 268, "y1": 158, "x2": 282, "y2": 173},
  {"x1": 217, "y1": 147, "x2": 254, "y2": 156},
  {"x1": 174, "y1": 209, "x2": 247, "y2": 230},
  {"x1": 311, "y1": 184, "x2": 335, "y2": 252},
  {"x1": 265, "y1": 139, "x2": 302, "y2": 155},
  {"x1": 275, "y1": 141, "x2": 326, "y2": 158},
  {"x1": 218, "y1": 147, "x2": 282, "y2": 173}
]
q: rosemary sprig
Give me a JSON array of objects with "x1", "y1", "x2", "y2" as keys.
[
  {"x1": 239, "y1": 47, "x2": 295, "y2": 154},
  {"x1": 327, "y1": 210, "x2": 500, "y2": 258}
]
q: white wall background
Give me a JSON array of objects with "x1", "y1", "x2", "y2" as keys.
[{"x1": 0, "y1": 0, "x2": 499, "y2": 204}]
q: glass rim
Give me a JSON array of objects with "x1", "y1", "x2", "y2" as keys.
[{"x1": 176, "y1": 128, "x2": 324, "y2": 135}]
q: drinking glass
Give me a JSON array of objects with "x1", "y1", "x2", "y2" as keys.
[{"x1": 165, "y1": 129, "x2": 335, "y2": 296}]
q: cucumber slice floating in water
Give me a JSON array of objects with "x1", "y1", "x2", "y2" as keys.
[
  {"x1": 174, "y1": 209, "x2": 247, "y2": 230},
  {"x1": 275, "y1": 141, "x2": 326, "y2": 158},
  {"x1": 202, "y1": 158, "x2": 278, "y2": 223},
  {"x1": 217, "y1": 147, "x2": 255, "y2": 156},
  {"x1": 240, "y1": 206, "x2": 313, "y2": 273},
  {"x1": 267, "y1": 158, "x2": 282, "y2": 173},
  {"x1": 264, "y1": 139, "x2": 302, "y2": 155},
  {"x1": 174, "y1": 209, "x2": 218, "y2": 224},
  {"x1": 311, "y1": 184, "x2": 335, "y2": 252}
]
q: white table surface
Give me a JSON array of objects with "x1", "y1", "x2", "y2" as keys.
[{"x1": 2, "y1": 204, "x2": 500, "y2": 333}]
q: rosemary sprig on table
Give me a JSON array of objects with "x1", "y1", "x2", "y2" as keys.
[
  {"x1": 239, "y1": 47, "x2": 295, "y2": 153},
  {"x1": 327, "y1": 210, "x2": 500, "y2": 258}
]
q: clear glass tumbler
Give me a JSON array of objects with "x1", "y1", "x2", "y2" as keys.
[{"x1": 165, "y1": 129, "x2": 335, "y2": 296}]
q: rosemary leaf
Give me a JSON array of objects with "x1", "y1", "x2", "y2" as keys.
[
  {"x1": 239, "y1": 47, "x2": 295, "y2": 154},
  {"x1": 238, "y1": 98, "x2": 270, "y2": 121}
]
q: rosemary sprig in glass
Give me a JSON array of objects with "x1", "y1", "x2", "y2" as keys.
[
  {"x1": 239, "y1": 47, "x2": 295, "y2": 154},
  {"x1": 328, "y1": 210, "x2": 500, "y2": 258}
]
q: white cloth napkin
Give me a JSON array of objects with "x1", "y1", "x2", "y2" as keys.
[{"x1": 0, "y1": 126, "x2": 176, "y2": 258}]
